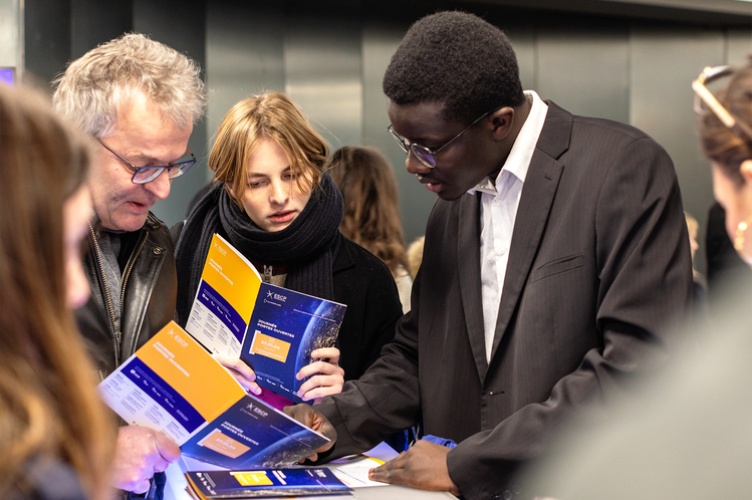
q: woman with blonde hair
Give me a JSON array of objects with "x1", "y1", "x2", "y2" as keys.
[
  {"x1": 330, "y1": 146, "x2": 413, "y2": 312},
  {"x1": 175, "y1": 92, "x2": 402, "y2": 403},
  {"x1": 0, "y1": 84, "x2": 115, "y2": 499}
]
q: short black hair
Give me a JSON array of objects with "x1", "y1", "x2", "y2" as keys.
[{"x1": 383, "y1": 11, "x2": 525, "y2": 123}]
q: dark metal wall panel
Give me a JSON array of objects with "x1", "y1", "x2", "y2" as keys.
[
  {"x1": 536, "y1": 27, "x2": 630, "y2": 122},
  {"x1": 23, "y1": 0, "x2": 71, "y2": 87},
  {"x1": 285, "y1": 11, "x2": 362, "y2": 151},
  {"x1": 631, "y1": 27, "x2": 726, "y2": 273},
  {"x1": 20, "y1": 0, "x2": 752, "y2": 255},
  {"x1": 206, "y1": 2, "x2": 285, "y2": 156},
  {"x1": 729, "y1": 28, "x2": 752, "y2": 64},
  {"x1": 506, "y1": 29, "x2": 537, "y2": 91},
  {"x1": 362, "y1": 19, "x2": 433, "y2": 243},
  {"x1": 71, "y1": 0, "x2": 132, "y2": 60},
  {"x1": 133, "y1": 0, "x2": 207, "y2": 226}
]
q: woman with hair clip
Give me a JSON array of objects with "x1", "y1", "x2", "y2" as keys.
[
  {"x1": 174, "y1": 91, "x2": 402, "y2": 405},
  {"x1": 694, "y1": 57, "x2": 752, "y2": 265},
  {"x1": 0, "y1": 84, "x2": 115, "y2": 499},
  {"x1": 330, "y1": 145, "x2": 413, "y2": 313}
]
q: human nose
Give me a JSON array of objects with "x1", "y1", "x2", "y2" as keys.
[
  {"x1": 269, "y1": 179, "x2": 289, "y2": 205},
  {"x1": 143, "y1": 169, "x2": 172, "y2": 200},
  {"x1": 405, "y1": 149, "x2": 432, "y2": 176}
]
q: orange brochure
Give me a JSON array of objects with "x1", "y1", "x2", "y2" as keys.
[{"x1": 99, "y1": 321, "x2": 330, "y2": 469}]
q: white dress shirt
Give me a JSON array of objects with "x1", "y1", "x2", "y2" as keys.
[{"x1": 468, "y1": 91, "x2": 548, "y2": 364}]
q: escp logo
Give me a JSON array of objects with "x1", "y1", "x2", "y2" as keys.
[
  {"x1": 266, "y1": 290, "x2": 287, "y2": 303},
  {"x1": 246, "y1": 402, "x2": 268, "y2": 418}
]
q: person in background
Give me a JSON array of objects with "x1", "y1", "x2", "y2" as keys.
[
  {"x1": 174, "y1": 91, "x2": 403, "y2": 401},
  {"x1": 684, "y1": 211, "x2": 708, "y2": 309},
  {"x1": 518, "y1": 55, "x2": 752, "y2": 500},
  {"x1": 705, "y1": 200, "x2": 752, "y2": 308},
  {"x1": 52, "y1": 33, "x2": 207, "y2": 499},
  {"x1": 0, "y1": 84, "x2": 115, "y2": 500},
  {"x1": 286, "y1": 11, "x2": 691, "y2": 499},
  {"x1": 405, "y1": 235, "x2": 425, "y2": 280},
  {"x1": 330, "y1": 145, "x2": 413, "y2": 312}
]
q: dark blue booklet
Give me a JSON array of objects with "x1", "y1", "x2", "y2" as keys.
[
  {"x1": 185, "y1": 234, "x2": 347, "y2": 406},
  {"x1": 185, "y1": 467, "x2": 353, "y2": 498}
]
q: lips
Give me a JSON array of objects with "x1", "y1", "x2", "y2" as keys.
[
  {"x1": 423, "y1": 181, "x2": 442, "y2": 194},
  {"x1": 269, "y1": 210, "x2": 295, "y2": 223},
  {"x1": 416, "y1": 176, "x2": 442, "y2": 193},
  {"x1": 126, "y1": 200, "x2": 152, "y2": 211}
]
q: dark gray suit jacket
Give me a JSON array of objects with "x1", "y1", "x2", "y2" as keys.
[{"x1": 316, "y1": 102, "x2": 693, "y2": 500}]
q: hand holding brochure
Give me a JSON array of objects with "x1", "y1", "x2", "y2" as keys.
[
  {"x1": 98, "y1": 321, "x2": 330, "y2": 469},
  {"x1": 185, "y1": 468, "x2": 353, "y2": 498},
  {"x1": 184, "y1": 234, "x2": 347, "y2": 405}
]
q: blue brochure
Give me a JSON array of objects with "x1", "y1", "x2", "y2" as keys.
[
  {"x1": 185, "y1": 234, "x2": 347, "y2": 405},
  {"x1": 185, "y1": 467, "x2": 353, "y2": 498},
  {"x1": 241, "y1": 285, "x2": 346, "y2": 404}
]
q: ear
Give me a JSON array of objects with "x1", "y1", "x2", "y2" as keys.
[
  {"x1": 225, "y1": 182, "x2": 236, "y2": 199},
  {"x1": 489, "y1": 107, "x2": 515, "y2": 140},
  {"x1": 741, "y1": 160, "x2": 752, "y2": 184}
]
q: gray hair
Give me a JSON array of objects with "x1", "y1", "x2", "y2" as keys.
[{"x1": 52, "y1": 33, "x2": 207, "y2": 137}]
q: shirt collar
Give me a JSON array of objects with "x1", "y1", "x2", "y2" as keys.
[{"x1": 468, "y1": 90, "x2": 548, "y2": 196}]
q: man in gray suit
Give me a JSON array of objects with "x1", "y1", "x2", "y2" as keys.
[{"x1": 288, "y1": 11, "x2": 692, "y2": 500}]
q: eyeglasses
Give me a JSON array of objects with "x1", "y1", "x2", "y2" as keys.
[
  {"x1": 96, "y1": 138, "x2": 197, "y2": 184},
  {"x1": 387, "y1": 110, "x2": 492, "y2": 169},
  {"x1": 692, "y1": 65, "x2": 752, "y2": 142}
]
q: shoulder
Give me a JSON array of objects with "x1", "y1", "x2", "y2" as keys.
[
  {"x1": 546, "y1": 100, "x2": 663, "y2": 146},
  {"x1": 144, "y1": 212, "x2": 175, "y2": 251},
  {"x1": 333, "y1": 236, "x2": 395, "y2": 287},
  {"x1": 335, "y1": 237, "x2": 395, "y2": 282}
]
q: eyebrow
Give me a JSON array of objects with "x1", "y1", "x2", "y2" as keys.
[
  {"x1": 246, "y1": 165, "x2": 294, "y2": 177},
  {"x1": 122, "y1": 149, "x2": 183, "y2": 166}
]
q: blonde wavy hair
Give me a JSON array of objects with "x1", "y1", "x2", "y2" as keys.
[
  {"x1": 0, "y1": 84, "x2": 115, "y2": 499},
  {"x1": 52, "y1": 32, "x2": 206, "y2": 137},
  {"x1": 210, "y1": 91, "x2": 329, "y2": 206}
]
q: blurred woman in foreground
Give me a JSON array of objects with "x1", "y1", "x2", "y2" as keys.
[{"x1": 0, "y1": 84, "x2": 115, "y2": 499}]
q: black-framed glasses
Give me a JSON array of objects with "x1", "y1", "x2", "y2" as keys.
[
  {"x1": 387, "y1": 110, "x2": 492, "y2": 169},
  {"x1": 96, "y1": 138, "x2": 197, "y2": 184},
  {"x1": 692, "y1": 65, "x2": 752, "y2": 142}
]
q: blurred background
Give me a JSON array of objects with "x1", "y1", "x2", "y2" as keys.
[{"x1": 2, "y1": 0, "x2": 750, "y2": 273}]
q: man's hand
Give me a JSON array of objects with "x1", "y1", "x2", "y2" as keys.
[
  {"x1": 111, "y1": 425, "x2": 181, "y2": 494},
  {"x1": 296, "y1": 347, "x2": 345, "y2": 404},
  {"x1": 215, "y1": 354, "x2": 262, "y2": 396},
  {"x1": 284, "y1": 403, "x2": 336, "y2": 461},
  {"x1": 368, "y1": 440, "x2": 461, "y2": 495}
]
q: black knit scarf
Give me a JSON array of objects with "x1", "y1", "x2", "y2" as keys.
[{"x1": 175, "y1": 173, "x2": 343, "y2": 325}]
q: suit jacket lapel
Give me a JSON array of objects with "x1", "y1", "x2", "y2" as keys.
[
  {"x1": 458, "y1": 193, "x2": 489, "y2": 382},
  {"x1": 489, "y1": 102, "x2": 571, "y2": 362}
]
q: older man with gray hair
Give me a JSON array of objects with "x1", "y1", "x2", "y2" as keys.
[{"x1": 53, "y1": 33, "x2": 206, "y2": 499}]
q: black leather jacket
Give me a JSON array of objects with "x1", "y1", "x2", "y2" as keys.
[{"x1": 76, "y1": 212, "x2": 177, "y2": 378}]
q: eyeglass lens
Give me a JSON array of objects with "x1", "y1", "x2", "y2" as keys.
[
  {"x1": 131, "y1": 160, "x2": 195, "y2": 184},
  {"x1": 387, "y1": 127, "x2": 438, "y2": 168}
]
